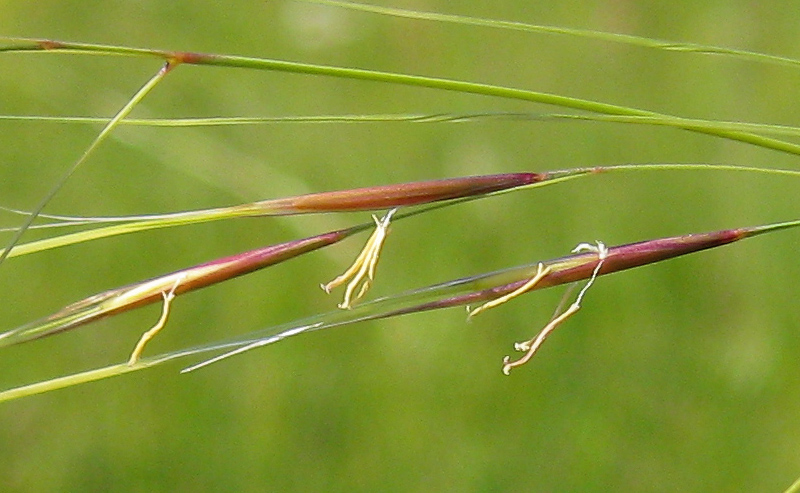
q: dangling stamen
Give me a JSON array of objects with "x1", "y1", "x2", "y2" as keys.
[
  {"x1": 502, "y1": 241, "x2": 608, "y2": 375},
  {"x1": 321, "y1": 208, "x2": 397, "y2": 309},
  {"x1": 127, "y1": 275, "x2": 183, "y2": 365},
  {"x1": 467, "y1": 263, "x2": 552, "y2": 319}
]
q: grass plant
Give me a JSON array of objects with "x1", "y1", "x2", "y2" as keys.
[{"x1": 1, "y1": 2, "x2": 798, "y2": 491}]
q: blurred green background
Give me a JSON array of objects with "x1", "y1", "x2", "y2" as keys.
[{"x1": 1, "y1": 1, "x2": 799, "y2": 491}]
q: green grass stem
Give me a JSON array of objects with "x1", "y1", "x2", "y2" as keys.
[
  {"x1": 305, "y1": 0, "x2": 800, "y2": 69},
  {"x1": 2, "y1": 38, "x2": 799, "y2": 156},
  {"x1": 0, "y1": 61, "x2": 174, "y2": 267},
  {"x1": 2, "y1": 112, "x2": 800, "y2": 137}
]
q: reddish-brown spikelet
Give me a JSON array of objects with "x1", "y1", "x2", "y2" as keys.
[
  {"x1": 9, "y1": 173, "x2": 544, "y2": 344},
  {"x1": 262, "y1": 173, "x2": 545, "y2": 213},
  {"x1": 23, "y1": 228, "x2": 355, "y2": 340},
  {"x1": 385, "y1": 227, "x2": 751, "y2": 316},
  {"x1": 540, "y1": 228, "x2": 748, "y2": 287}
]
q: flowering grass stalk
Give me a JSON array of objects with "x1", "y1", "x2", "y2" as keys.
[
  {"x1": 3, "y1": 31, "x2": 800, "y2": 277},
  {"x1": 1, "y1": 164, "x2": 797, "y2": 361},
  {"x1": 0, "y1": 227, "x2": 356, "y2": 351},
  {"x1": 3, "y1": 163, "x2": 794, "y2": 260},
  {"x1": 0, "y1": 172, "x2": 547, "y2": 345},
  {"x1": 1, "y1": 217, "x2": 797, "y2": 401},
  {"x1": 0, "y1": 172, "x2": 558, "y2": 259},
  {"x1": 3, "y1": 7, "x2": 800, "y2": 490},
  {"x1": 3, "y1": 163, "x2": 795, "y2": 354},
  {"x1": 186, "y1": 218, "x2": 800, "y2": 373}
]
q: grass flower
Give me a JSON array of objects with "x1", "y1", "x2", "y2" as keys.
[
  {"x1": 0, "y1": 173, "x2": 546, "y2": 361},
  {"x1": 184, "y1": 220, "x2": 800, "y2": 374}
]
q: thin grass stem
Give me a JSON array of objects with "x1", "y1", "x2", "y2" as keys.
[
  {"x1": 304, "y1": 0, "x2": 800, "y2": 69},
  {"x1": 0, "y1": 61, "x2": 175, "y2": 268},
  {"x1": 2, "y1": 38, "x2": 799, "y2": 156}
]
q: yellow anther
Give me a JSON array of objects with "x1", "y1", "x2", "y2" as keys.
[
  {"x1": 127, "y1": 276, "x2": 182, "y2": 365},
  {"x1": 467, "y1": 263, "x2": 551, "y2": 319},
  {"x1": 502, "y1": 241, "x2": 608, "y2": 375},
  {"x1": 502, "y1": 303, "x2": 580, "y2": 375},
  {"x1": 321, "y1": 208, "x2": 396, "y2": 309}
]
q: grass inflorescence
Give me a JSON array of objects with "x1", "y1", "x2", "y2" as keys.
[
  {"x1": 0, "y1": 3, "x2": 798, "y2": 434},
  {"x1": 3, "y1": 4, "x2": 800, "y2": 490}
]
